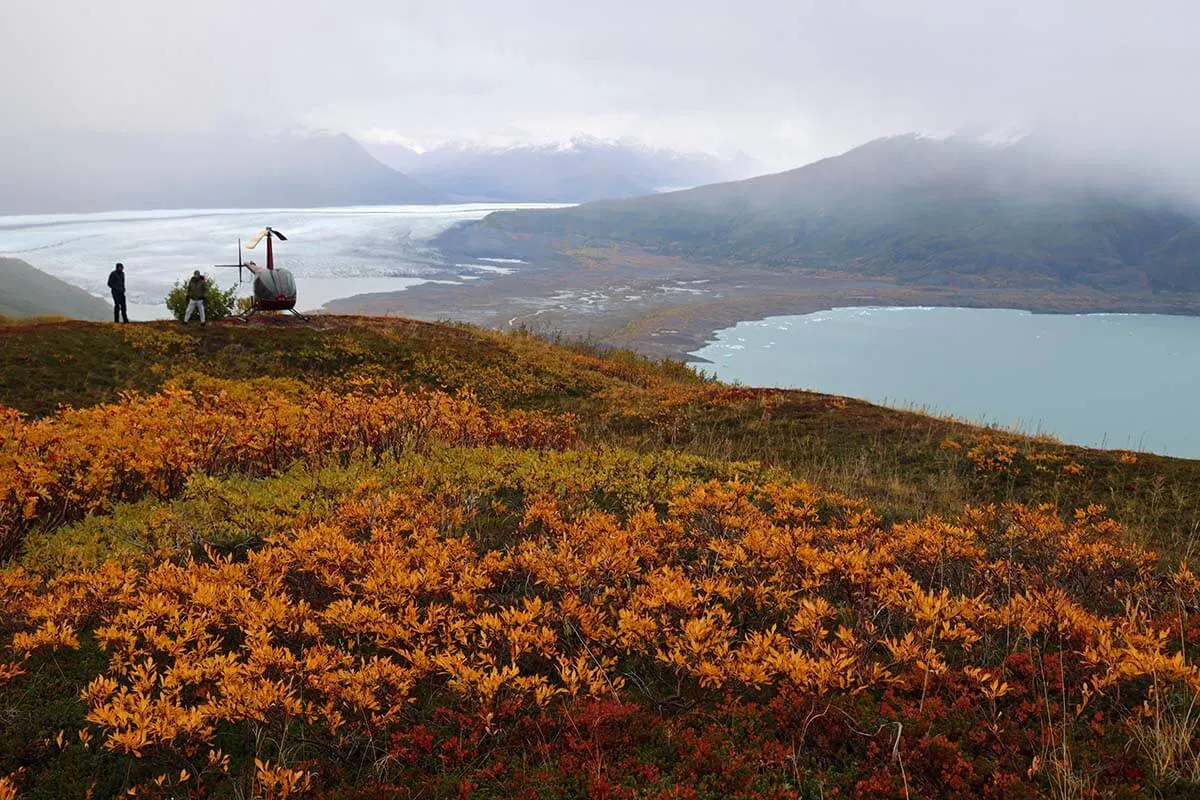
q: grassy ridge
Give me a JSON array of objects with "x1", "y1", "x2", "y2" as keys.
[
  {"x1": 3, "y1": 316, "x2": 1200, "y2": 799},
  {"x1": 3, "y1": 317, "x2": 1197, "y2": 558},
  {"x1": 0, "y1": 317, "x2": 703, "y2": 417}
]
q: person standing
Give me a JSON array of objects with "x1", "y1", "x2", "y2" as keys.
[
  {"x1": 107, "y1": 262, "x2": 129, "y2": 323},
  {"x1": 183, "y1": 270, "x2": 207, "y2": 326}
]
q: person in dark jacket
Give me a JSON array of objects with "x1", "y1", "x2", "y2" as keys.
[
  {"x1": 107, "y1": 262, "x2": 128, "y2": 323},
  {"x1": 183, "y1": 270, "x2": 207, "y2": 326}
]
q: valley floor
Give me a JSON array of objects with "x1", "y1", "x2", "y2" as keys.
[{"x1": 326, "y1": 239, "x2": 1200, "y2": 359}]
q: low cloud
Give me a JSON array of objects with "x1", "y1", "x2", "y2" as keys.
[{"x1": 2, "y1": 0, "x2": 1198, "y2": 170}]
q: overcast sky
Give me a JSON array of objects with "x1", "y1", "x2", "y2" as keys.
[{"x1": 3, "y1": 0, "x2": 1198, "y2": 169}]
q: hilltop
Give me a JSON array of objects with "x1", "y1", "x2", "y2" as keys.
[
  {"x1": 2, "y1": 316, "x2": 1200, "y2": 798},
  {"x1": 0, "y1": 258, "x2": 111, "y2": 321}
]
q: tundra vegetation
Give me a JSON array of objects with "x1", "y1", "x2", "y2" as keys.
[{"x1": 2, "y1": 316, "x2": 1200, "y2": 799}]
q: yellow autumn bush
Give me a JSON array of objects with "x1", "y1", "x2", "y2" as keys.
[
  {"x1": 3, "y1": 321, "x2": 1200, "y2": 797},
  {"x1": 0, "y1": 385, "x2": 575, "y2": 558},
  {"x1": 2, "y1": 449, "x2": 1198, "y2": 795}
]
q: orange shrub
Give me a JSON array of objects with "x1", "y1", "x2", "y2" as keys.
[
  {"x1": 0, "y1": 472, "x2": 1195, "y2": 794},
  {"x1": 0, "y1": 387, "x2": 575, "y2": 557}
]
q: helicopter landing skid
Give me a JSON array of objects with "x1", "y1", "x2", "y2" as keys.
[{"x1": 237, "y1": 306, "x2": 311, "y2": 323}]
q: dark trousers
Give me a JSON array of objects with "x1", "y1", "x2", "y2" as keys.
[{"x1": 112, "y1": 292, "x2": 128, "y2": 323}]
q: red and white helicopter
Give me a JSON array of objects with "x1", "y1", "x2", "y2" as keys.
[{"x1": 214, "y1": 226, "x2": 308, "y2": 320}]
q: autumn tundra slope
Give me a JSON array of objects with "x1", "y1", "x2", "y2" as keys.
[{"x1": 2, "y1": 315, "x2": 1200, "y2": 799}]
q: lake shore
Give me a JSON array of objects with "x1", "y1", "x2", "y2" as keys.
[
  {"x1": 325, "y1": 238, "x2": 1200, "y2": 360},
  {"x1": 690, "y1": 305, "x2": 1200, "y2": 458}
]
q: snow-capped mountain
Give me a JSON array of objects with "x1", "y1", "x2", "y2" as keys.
[{"x1": 360, "y1": 136, "x2": 759, "y2": 202}]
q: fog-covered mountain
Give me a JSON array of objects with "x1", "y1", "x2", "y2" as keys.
[
  {"x1": 465, "y1": 134, "x2": 1200, "y2": 292},
  {"x1": 362, "y1": 136, "x2": 757, "y2": 202},
  {"x1": 0, "y1": 132, "x2": 444, "y2": 214}
]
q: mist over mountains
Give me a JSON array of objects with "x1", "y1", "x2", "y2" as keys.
[
  {"x1": 361, "y1": 136, "x2": 758, "y2": 202},
  {"x1": 4, "y1": 125, "x2": 1198, "y2": 297},
  {"x1": 0, "y1": 131, "x2": 444, "y2": 214},
  {"x1": 0, "y1": 130, "x2": 756, "y2": 214},
  {"x1": 470, "y1": 134, "x2": 1200, "y2": 292}
]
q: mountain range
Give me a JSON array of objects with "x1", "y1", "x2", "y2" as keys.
[
  {"x1": 361, "y1": 136, "x2": 757, "y2": 203},
  {"x1": 0, "y1": 131, "x2": 754, "y2": 215},
  {"x1": 0, "y1": 131, "x2": 443, "y2": 214},
  {"x1": 468, "y1": 134, "x2": 1200, "y2": 292}
]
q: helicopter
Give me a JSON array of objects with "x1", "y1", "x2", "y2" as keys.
[{"x1": 214, "y1": 226, "x2": 309, "y2": 320}]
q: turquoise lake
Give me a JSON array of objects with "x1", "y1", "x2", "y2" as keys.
[{"x1": 689, "y1": 306, "x2": 1200, "y2": 459}]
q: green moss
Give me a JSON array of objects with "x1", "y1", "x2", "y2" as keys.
[{"x1": 0, "y1": 633, "x2": 130, "y2": 800}]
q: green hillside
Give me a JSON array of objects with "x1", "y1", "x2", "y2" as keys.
[
  {"x1": 0, "y1": 258, "x2": 111, "y2": 321},
  {"x1": 2, "y1": 316, "x2": 1200, "y2": 799},
  {"x1": 472, "y1": 135, "x2": 1200, "y2": 291}
]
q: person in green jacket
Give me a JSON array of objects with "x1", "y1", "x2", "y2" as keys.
[{"x1": 183, "y1": 270, "x2": 207, "y2": 326}]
